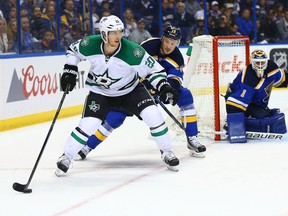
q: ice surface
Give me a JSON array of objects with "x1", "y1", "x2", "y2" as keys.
[{"x1": 1, "y1": 90, "x2": 288, "y2": 216}]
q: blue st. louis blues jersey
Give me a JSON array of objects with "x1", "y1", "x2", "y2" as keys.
[
  {"x1": 141, "y1": 38, "x2": 185, "y2": 87},
  {"x1": 226, "y1": 60, "x2": 286, "y2": 113}
]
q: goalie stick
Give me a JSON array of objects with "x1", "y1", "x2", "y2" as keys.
[
  {"x1": 12, "y1": 84, "x2": 70, "y2": 193},
  {"x1": 209, "y1": 130, "x2": 284, "y2": 140}
]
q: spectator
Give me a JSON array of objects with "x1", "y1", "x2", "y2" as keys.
[
  {"x1": 229, "y1": 22, "x2": 241, "y2": 36},
  {"x1": 162, "y1": 0, "x2": 175, "y2": 25},
  {"x1": 20, "y1": 8, "x2": 29, "y2": 18},
  {"x1": 101, "y1": 9, "x2": 111, "y2": 18},
  {"x1": 184, "y1": 0, "x2": 201, "y2": 18},
  {"x1": 263, "y1": 10, "x2": 280, "y2": 43},
  {"x1": 223, "y1": 3, "x2": 237, "y2": 28},
  {"x1": 185, "y1": 15, "x2": 205, "y2": 44},
  {"x1": 225, "y1": 0, "x2": 240, "y2": 16},
  {"x1": 174, "y1": 1, "x2": 194, "y2": 28},
  {"x1": 133, "y1": 0, "x2": 156, "y2": 22},
  {"x1": 133, "y1": 0, "x2": 158, "y2": 35},
  {"x1": 258, "y1": 0, "x2": 268, "y2": 17},
  {"x1": 236, "y1": 8, "x2": 253, "y2": 36},
  {"x1": 40, "y1": 29, "x2": 64, "y2": 52},
  {"x1": 276, "y1": 9, "x2": 288, "y2": 41},
  {"x1": 21, "y1": 0, "x2": 34, "y2": 18},
  {"x1": 42, "y1": 0, "x2": 56, "y2": 14},
  {"x1": 40, "y1": 5, "x2": 57, "y2": 36},
  {"x1": 60, "y1": 22, "x2": 73, "y2": 50},
  {"x1": 123, "y1": 8, "x2": 137, "y2": 38},
  {"x1": 6, "y1": 18, "x2": 18, "y2": 52},
  {"x1": 99, "y1": 1, "x2": 117, "y2": 17},
  {"x1": 210, "y1": 1, "x2": 222, "y2": 20},
  {"x1": 249, "y1": 18, "x2": 268, "y2": 44},
  {"x1": 20, "y1": 16, "x2": 38, "y2": 53},
  {"x1": 213, "y1": 14, "x2": 230, "y2": 36},
  {"x1": 273, "y1": 2, "x2": 284, "y2": 22},
  {"x1": 194, "y1": 1, "x2": 210, "y2": 20},
  {"x1": 61, "y1": 0, "x2": 83, "y2": 39},
  {"x1": 239, "y1": 0, "x2": 253, "y2": 14},
  {"x1": 255, "y1": 5, "x2": 266, "y2": 23},
  {"x1": 1, "y1": 0, "x2": 16, "y2": 21},
  {"x1": 174, "y1": 1, "x2": 194, "y2": 45},
  {"x1": 128, "y1": 18, "x2": 152, "y2": 44},
  {"x1": 0, "y1": 17, "x2": 9, "y2": 53},
  {"x1": 30, "y1": 6, "x2": 43, "y2": 40},
  {"x1": 6, "y1": 6, "x2": 17, "y2": 22}
]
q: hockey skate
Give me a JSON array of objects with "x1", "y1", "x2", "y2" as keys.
[
  {"x1": 161, "y1": 150, "x2": 179, "y2": 172},
  {"x1": 74, "y1": 145, "x2": 92, "y2": 161},
  {"x1": 55, "y1": 154, "x2": 72, "y2": 177},
  {"x1": 187, "y1": 136, "x2": 206, "y2": 158}
]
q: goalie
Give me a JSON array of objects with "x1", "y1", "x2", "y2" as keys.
[{"x1": 225, "y1": 49, "x2": 287, "y2": 143}]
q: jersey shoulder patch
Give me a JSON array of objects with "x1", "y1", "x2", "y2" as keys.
[
  {"x1": 115, "y1": 38, "x2": 146, "y2": 65},
  {"x1": 79, "y1": 35, "x2": 102, "y2": 56}
]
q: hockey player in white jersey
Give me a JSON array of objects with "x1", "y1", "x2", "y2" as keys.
[{"x1": 55, "y1": 15, "x2": 179, "y2": 175}]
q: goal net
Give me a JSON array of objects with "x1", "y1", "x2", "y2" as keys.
[{"x1": 167, "y1": 35, "x2": 250, "y2": 140}]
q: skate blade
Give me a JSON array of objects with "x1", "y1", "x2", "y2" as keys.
[
  {"x1": 73, "y1": 154, "x2": 83, "y2": 161},
  {"x1": 167, "y1": 165, "x2": 179, "y2": 172},
  {"x1": 55, "y1": 168, "x2": 65, "y2": 177},
  {"x1": 190, "y1": 150, "x2": 205, "y2": 158}
]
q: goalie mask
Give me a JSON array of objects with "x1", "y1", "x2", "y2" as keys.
[
  {"x1": 250, "y1": 49, "x2": 268, "y2": 78},
  {"x1": 99, "y1": 15, "x2": 124, "y2": 43}
]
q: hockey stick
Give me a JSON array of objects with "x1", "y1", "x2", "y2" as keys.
[
  {"x1": 12, "y1": 84, "x2": 70, "y2": 193},
  {"x1": 154, "y1": 96, "x2": 185, "y2": 131}
]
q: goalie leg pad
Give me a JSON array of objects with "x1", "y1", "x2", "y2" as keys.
[
  {"x1": 245, "y1": 113, "x2": 287, "y2": 134},
  {"x1": 227, "y1": 112, "x2": 247, "y2": 143}
]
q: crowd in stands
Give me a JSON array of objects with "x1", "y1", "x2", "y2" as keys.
[{"x1": 0, "y1": 0, "x2": 288, "y2": 54}]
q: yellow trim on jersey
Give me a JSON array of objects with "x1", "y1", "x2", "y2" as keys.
[
  {"x1": 181, "y1": 115, "x2": 197, "y2": 123},
  {"x1": 140, "y1": 37, "x2": 158, "y2": 45},
  {"x1": 95, "y1": 130, "x2": 106, "y2": 141},
  {"x1": 255, "y1": 78, "x2": 265, "y2": 89},
  {"x1": 241, "y1": 67, "x2": 247, "y2": 83},
  {"x1": 165, "y1": 57, "x2": 179, "y2": 68},
  {"x1": 267, "y1": 68, "x2": 279, "y2": 77},
  {"x1": 226, "y1": 101, "x2": 247, "y2": 111},
  {"x1": 152, "y1": 55, "x2": 158, "y2": 60},
  {"x1": 274, "y1": 69, "x2": 286, "y2": 87}
]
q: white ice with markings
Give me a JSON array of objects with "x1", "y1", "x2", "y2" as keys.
[{"x1": 1, "y1": 90, "x2": 288, "y2": 216}]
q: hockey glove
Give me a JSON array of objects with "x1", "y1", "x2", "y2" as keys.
[
  {"x1": 61, "y1": 64, "x2": 78, "y2": 92},
  {"x1": 158, "y1": 81, "x2": 179, "y2": 105}
]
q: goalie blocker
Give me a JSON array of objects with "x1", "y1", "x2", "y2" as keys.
[{"x1": 227, "y1": 110, "x2": 287, "y2": 143}]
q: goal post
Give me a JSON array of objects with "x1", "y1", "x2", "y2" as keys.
[{"x1": 168, "y1": 35, "x2": 250, "y2": 140}]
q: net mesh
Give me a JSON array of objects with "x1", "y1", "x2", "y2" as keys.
[{"x1": 167, "y1": 35, "x2": 249, "y2": 140}]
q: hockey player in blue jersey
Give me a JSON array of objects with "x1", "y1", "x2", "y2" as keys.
[
  {"x1": 225, "y1": 49, "x2": 287, "y2": 143},
  {"x1": 76, "y1": 26, "x2": 206, "y2": 161}
]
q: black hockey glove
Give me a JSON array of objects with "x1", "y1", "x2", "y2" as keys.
[
  {"x1": 157, "y1": 81, "x2": 179, "y2": 106},
  {"x1": 61, "y1": 64, "x2": 78, "y2": 92}
]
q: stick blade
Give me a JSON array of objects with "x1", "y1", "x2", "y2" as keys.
[{"x1": 12, "y1": 182, "x2": 32, "y2": 193}]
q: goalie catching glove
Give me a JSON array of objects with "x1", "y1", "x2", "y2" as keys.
[
  {"x1": 157, "y1": 81, "x2": 179, "y2": 105},
  {"x1": 61, "y1": 64, "x2": 78, "y2": 92}
]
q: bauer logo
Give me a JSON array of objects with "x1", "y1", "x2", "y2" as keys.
[{"x1": 270, "y1": 48, "x2": 288, "y2": 70}]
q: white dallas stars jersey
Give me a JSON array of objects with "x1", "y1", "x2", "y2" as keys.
[{"x1": 66, "y1": 35, "x2": 166, "y2": 96}]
